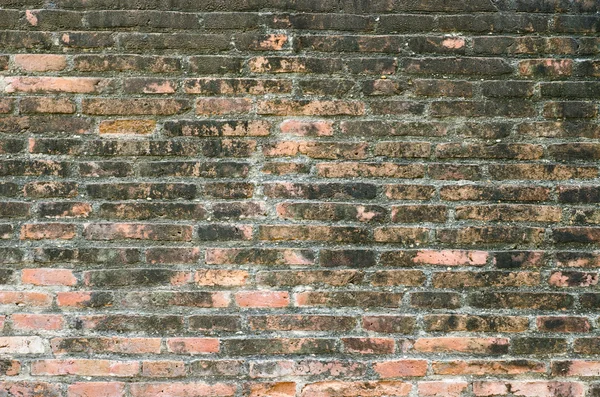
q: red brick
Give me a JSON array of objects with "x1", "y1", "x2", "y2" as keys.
[
  {"x1": 413, "y1": 337, "x2": 509, "y2": 354},
  {"x1": 247, "y1": 382, "x2": 296, "y2": 397},
  {"x1": 129, "y1": 383, "x2": 236, "y2": 397},
  {"x1": 21, "y1": 268, "x2": 76, "y2": 286},
  {"x1": 141, "y1": 361, "x2": 186, "y2": 378},
  {"x1": 373, "y1": 360, "x2": 428, "y2": 378},
  {"x1": 68, "y1": 382, "x2": 126, "y2": 397},
  {"x1": 20, "y1": 223, "x2": 76, "y2": 240},
  {"x1": 473, "y1": 381, "x2": 584, "y2": 397},
  {"x1": 301, "y1": 381, "x2": 411, "y2": 397},
  {"x1": 433, "y1": 360, "x2": 546, "y2": 375},
  {"x1": 5, "y1": 77, "x2": 108, "y2": 93},
  {"x1": 31, "y1": 359, "x2": 139, "y2": 377},
  {"x1": 14, "y1": 54, "x2": 66, "y2": 72},
  {"x1": 196, "y1": 98, "x2": 252, "y2": 115},
  {"x1": 166, "y1": 338, "x2": 220, "y2": 355},
  {"x1": 236, "y1": 291, "x2": 290, "y2": 308},
  {"x1": 99, "y1": 119, "x2": 156, "y2": 135},
  {"x1": 0, "y1": 291, "x2": 52, "y2": 307},
  {"x1": 195, "y1": 269, "x2": 249, "y2": 286},
  {"x1": 11, "y1": 314, "x2": 65, "y2": 331},
  {"x1": 418, "y1": 381, "x2": 468, "y2": 397},
  {"x1": 280, "y1": 120, "x2": 333, "y2": 136}
]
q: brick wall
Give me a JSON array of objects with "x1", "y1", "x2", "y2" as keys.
[{"x1": 1, "y1": 0, "x2": 600, "y2": 396}]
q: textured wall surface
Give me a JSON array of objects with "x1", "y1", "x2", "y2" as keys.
[{"x1": 1, "y1": 0, "x2": 600, "y2": 396}]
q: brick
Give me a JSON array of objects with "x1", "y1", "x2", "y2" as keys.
[
  {"x1": 257, "y1": 270, "x2": 363, "y2": 287},
  {"x1": 12, "y1": 313, "x2": 64, "y2": 331},
  {"x1": 78, "y1": 315, "x2": 184, "y2": 334},
  {"x1": 52, "y1": 337, "x2": 161, "y2": 355},
  {"x1": 249, "y1": 56, "x2": 343, "y2": 73},
  {"x1": 519, "y1": 59, "x2": 573, "y2": 77},
  {"x1": 114, "y1": 32, "x2": 225, "y2": 52},
  {"x1": 189, "y1": 360, "x2": 243, "y2": 376},
  {"x1": 87, "y1": 10, "x2": 199, "y2": 29},
  {"x1": 74, "y1": 55, "x2": 181, "y2": 72},
  {"x1": 98, "y1": 203, "x2": 205, "y2": 220},
  {"x1": 196, "y1": 98, "x2": 252, "y2": 115},
  {"x1": 123, "y1": 78, "x2": 177, "y2": 94},
  {"x1": 473, "y1": 381, "x2": 584, "y2": 397},
  {"x1": 83, "y1": 223, "x2": 193, "y2": 241},
  {"x1": 404, "y1": 57, "x2": 513, "y2": 75},
  {"x1": 32, "y1": 359, "x2": 139, "y2": 376},
  {"x1": 24, "y1": 181, "x2": 78, "y2": 198},
  {"x1": 122, "y1": 292, "x2": 230, "y2": 309},
  {"x1": 164, "y1": 120, "x2": 270, "y2": 137},
  {"x1": 469, "y1": 293, "x2": 574, "y2": 310},
  {"x1": 246, "y1": 382, "x2": 295, "y2": 397},
  {"x1": 99, "y1": 119, "x2": 156, "y2": 135},
  {"x1": 413, "y1": 337, "x2": 509, "y2": 355},
  {"x1": 318, "y1": 162, "x2": 425, "y2": 178},
  {"x1": 342, "y1": 338, "x2": 395, "y2": 354},
  {"x1": 235, "y1": 291, "x2": 290, "y2": 308},
  {"x1": 129, "y1": 383, "x2": 235, "y2": 397},
  {"x1": 224, "y1": 338, "x2": 337, "y2": 355},
  {"x1": 418, "y1": 381, "x2": 468, "y2": 397},
  {"x1": 574, "y1": 338, "x2": 600, "y2": 354},
  {"x1": 362, "y1": 316, "x2": 416, "y2": 334},
  {"x1": 195, "y1": 269, "x2": 248, "y2": 287},
  {"x1": 410, "y1": 292, "x2": 461, "y2": 309},
  {"x1": 537, "y1": 316, "x2": 591, "y2": 333},
  {"x1": 513, "y1": 337, "x2": 568, "y2": 355},
  {"x1": 257, "y1": 99, "x2": 364, "y2": 116},
  {"x1": 277, "y1": 202, "x2": 384, "y2": 222},
  {"x1": 249, "y1": 360, "x2": 366, "y2": 378},
  {"x1": 425, "y1": 315, "x2": 529, "y2": 333},
  {"x1": 5, "y1": 77, "x2": 109, "y2": 93},
  {"x1": 189, "y1": 316, "x2": 241, "y2": 332},
  {"x1": 0, "y1": 382, "x2": 60, "y2": 397},
  {"x1": 14, "y1": 54, "x2": 66, "y2": 72},
  {"x1": 0, "y1": 359, "x2": 20, "y2": 376},
  {"x1": 437, "y1": 226, "x2": 545, "y2": 245},
  {"x1": 84, "y1": 269, "x2": 191, "y2": 287},
  {"x1": 0, "y1": 336, "x2": 45, "y2": 354},
  {"x1": 141, "y1": 361, "x2": 186, "y2": 378},
  {"x1": 433, "y1": 360, "x2": 545, "y2": 375},
  {"x1": 301, "y1": 381, "x2": 411, "y2": 397},
  {"x1": 68, "y1": 383, "x2": 125, "y2": 397},
  {"x1": 441, "y1": 185, "x2": 550, "y2": 202},
  {"x1": 22, "y1": 269, "x2": 76, "y2": 286},
  {"x1": 248, "y1": 315, "x2": 356, "y2": 332},
  {"x1": 544, "y1": 101, "x2": 597, "y2": 119},
  {"x1": 87, "y1": 183, "x2": 196, "y2": 200},
  {"x1": 20, "y1": 223, "x2": 76, "y2": 240},
  {"x1": 373, "y1": 360, "x2": 427, "y2": 377},
  {"x1": 553, "y1": 361, "x2": 600, "y2": 377},
  {"x1": 20, "y1": 97, "x2": 76, "y2": 114},
  {"x1": 260, "y1": 225, "x2": 369, "y2": 243},
  {"x1": 57, "y1": 292, "x2": 115, "y2": 308},
  {"x1": 0, "y1": 291, "x2": 52, "y2": 307},
  {"x1": 371, "y1": 270, "x2": 426, "y2": 287},
  {"x1": 83, "y1": 98, "x2": 189, "y2": 115},
  {"x1": 296, "y1": 291, "x2": 402, "y2": 308}
]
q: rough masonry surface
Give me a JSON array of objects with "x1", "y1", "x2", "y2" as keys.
[{"x1": 0, "y1": 0, "x2": 600, "y2": 396}]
